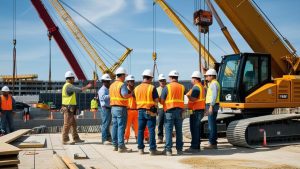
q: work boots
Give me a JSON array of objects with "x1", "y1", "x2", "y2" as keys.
[
  {"x1": 150, "y1": 149, "x2": 162, "y2": 156},
  {"x1": 162, "y1": 149, "x2": 172, "y2": 156},
  {"x1": 118, "y1": 146, "x2": 132, "y2": 153},
  {"x1": 74, "y1": 138, "x2": 85, "y2": 143},
  {"x1": 138, "y1": 149, "x2": 145, "y2": 155}
]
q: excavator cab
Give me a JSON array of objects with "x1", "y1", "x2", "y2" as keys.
[{"x1": 218, "y1": 53, "x2": 271, "y2": 103}]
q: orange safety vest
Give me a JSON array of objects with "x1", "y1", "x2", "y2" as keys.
[
  {"x1": 134, "y1": 83, "x2": 155, "y2": 109},
  {"x1": 109, "y1": 80, "x2": 128, "y2": 106},
  {"x1": 127, "y1": 96, "x2": 137, "y2": 110},
  {"x1": 164, "y1": 82, "x2": 185, "y2": 111},
  {"x1": 187, "y1": 83, "x2": 205, "y2": 111},
  {"x1": 1, "y1": 95, "x2": 13, "y2": 111}
]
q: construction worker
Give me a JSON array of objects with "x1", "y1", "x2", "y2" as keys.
[
  {"x1": 134, "y1": 69, "x2": 161, "y2": 155},
  {"x1": 0, "y1": 86, "x2": 16, "y2": 134},
  {"x1": 61, "y1": 71, "x2": 92, "y2": 144},
  {"x1": 185, "y1": 71, "x2": 205, "y2": 152},
  {"x1": 98, "y1": 73, "x2": 112, "y2": 145},
  {"x1": 90, "y1": 97, "x2": 98, "y2": 112},
  {"x1": 124, "y1": 75, "x2": 138, "y2": 143},
  {"x1": 124, "y1": 75, "x2": 150, "y2": 143},
  {"x1": 204, "y1": 69, "x2": 220, "y2": 149},
  {"x1": 109, "y1": 67, "x2": 132, "y2": 153},
  {"x1": 160, "y1": 70, "x2": 185, "y2": 156},
  {"x1": 156, "y1": 74, "x2": 167, "y2": 144}
]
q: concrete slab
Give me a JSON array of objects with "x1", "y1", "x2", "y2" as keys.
[{"x1": 17, "y1": 133, "x2": 300, "y2": 169}]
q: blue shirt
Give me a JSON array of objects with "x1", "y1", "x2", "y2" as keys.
[
  {"x1": 120, "y1": 83, "x2": 128, "y2": 97},
  {"x1": 98, "y1": 85, "x2": 110, "y2": 107},
  {"x1": 191, "y1": 86, "x2": 200, "y2": 98}
]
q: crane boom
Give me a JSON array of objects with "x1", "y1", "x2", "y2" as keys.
[
  {"x1": 154, "y1": 0, "x2": 216, "y2": 69},
  {"x1": 215, "y1": 0, "x2": 299, "y2": 77},
  {"x1": 50, "y1": 0, "x2": 132, "y2": 77},
  {"x1": 31, "y1": 0, "x2": 87, "y2": 80}
]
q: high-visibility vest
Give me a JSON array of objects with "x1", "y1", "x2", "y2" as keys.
[
  {"x1": 1, "y1": 95, "x2": 13, "y2": 111},
  {"x1": 62, "y1": 82, "x2": 77, "y2": 105},
  {"x1": 109, "y1": 80, "x2": 128, "y2": 106},
  {"x1": 165, "y1": 82, "x2": 185, "y2": 111},
  {"x1": 187, "y1": 83, "x2": 205, "y2": 110},
  {"x1": 134, "y1": 83, "x2": 155, "y2": 109},
  {"x1": 157, "y1": 86, "x2": 164, "y2": 109},
  {"x1": 206, "y1": 79, "x2": 220, "y2": 104},
  {"x1": 90, "y1": 99, "x2": 98, "y2": 109},
  {"x1": 127, "y1": 96, "x2": 137, "y2": 109}
]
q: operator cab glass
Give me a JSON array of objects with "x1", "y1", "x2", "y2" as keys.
[{"x1": 218, "y1": 53, "x2": 271, "y2": 103}]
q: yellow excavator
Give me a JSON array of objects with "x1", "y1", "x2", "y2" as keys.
[{"x1": 157, "y1": 0, "x2": 300, "y2": 147}]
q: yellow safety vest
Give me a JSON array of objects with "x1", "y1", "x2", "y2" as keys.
[
  {"x1": 62, "y1": 82, "x2": 77, "y2": 105},
  {"x1": 206, "y1": 79, "x2": 220, "y2": 104},
  {"x1": 90, "y1": 99, "x2": 98, "y2": 109}
]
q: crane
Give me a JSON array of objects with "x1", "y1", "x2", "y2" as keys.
[
  {"x1": 31, "y1": 0, "x2": 87, "y2": 81},
  {"x1": 50, "y1": 0, "x2": 132, "y2": 77},
  {"x1": 154, "y1": 0, "x2": 217, "y2": 69},
  {"x1": 210, "y1": 0, "x2": 300, "y2": 148}
]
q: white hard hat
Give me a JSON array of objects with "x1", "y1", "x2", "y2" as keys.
[
  {"x1": 142, "y1": 69, "x2": 153, "y2": 77},
  {"x1": 101, "y1": 73, "x2": 111, "y2": 81},
  {"x1": 158, "y1": 74, "x2": 166, "y2": 80},
  {"x1": 65, "y1": 71, "x2": 75, "y2": 78},
  {"x1": 191, "y1": 71, "x2": 203, "y2": 79},
  {"x1": 126, "y1": 75, "x2": 135, "y2": 81},
  {"x1": 168, "y1": 70, "x2": 179, "y2": 77},
  {"x1": 115, "y1": 67, "x2": 127, "y2": 75},
  {"x1": 1, "y1": 86, "x2": 10, "y2": 92},
  {"x1": 205, "y1": 69, "x2": 217, "y2": 76}
]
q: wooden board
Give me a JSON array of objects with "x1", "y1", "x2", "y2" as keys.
[
  {"x1": 15, "y1": 136, "x2": 46, "y2": 148},
  {"x1": 0, "y1": 129, "x2": 31, "y2": 143},
  {"x1": 0, "y1": 143, "x2": 21, "y2": 156},
  {"x1": 61, "y1": 156, "x2": 79, "y2": 169},
  {"x1": 0, "y1": 164, "x2": 18, "y2": 169},
  {"x1": 0, "y1": 157, "x2": 20, "y2": 166},
  {"x1": 53, "y1": 154, "x2": 68, "y2": 169}
]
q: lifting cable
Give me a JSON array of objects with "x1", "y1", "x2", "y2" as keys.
[
  {"x1": 59, "y1": 0, "x2": 130, "y2": 50},
  {"x1": 169, "y1": 3, "x2": 227, "y2": 55},
  {"x1": 152, "y1": 2, "x2": 159, "y2": 80},
  {"x1": 48, "y1": 32, "x2": 52, "y2": 90},
  {"x1": 195, "y1": 0, "x2": 202, "y2": 73},
  {"x1": 12, "y1": 0, "x2": 17, "y2": 95}
]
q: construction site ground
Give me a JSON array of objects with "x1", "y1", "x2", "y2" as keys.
[{"x1": 17, "y1": 133, "x2": 300, "y2": 169}]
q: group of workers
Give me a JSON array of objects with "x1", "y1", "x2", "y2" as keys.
[{"x1": 61, "y1": 66, "x2": 220, "y2": 156}]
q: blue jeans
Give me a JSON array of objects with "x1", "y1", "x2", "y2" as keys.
[
  {"x1": 164, "y1": 108, "x2": 183, "y2": 151},
  {"x1": 157, "y1": 108, "x2": 165, "y2": 140},
  {"x1": 137, "y1": 109, "x2": 157, "y2": 150},
  {"x1": 189, "y1": 110, "x2": 204, "y2": 149},
  {"x1": 111, "y1": 106, "x2": 127, "y2": 148},
  {"x1": 100, "y1": 107, "x2": 112, "y2": 142},
  {"x1": 206, "y1": 104, "x2": 219, "y2": 145},
  {"x1": 0, "y1": 111, "x2": 15, "y2": 134}
]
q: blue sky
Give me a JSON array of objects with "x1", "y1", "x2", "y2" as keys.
[{"x1": 1, "y1": 0, "x2": 300, "y2": 81}]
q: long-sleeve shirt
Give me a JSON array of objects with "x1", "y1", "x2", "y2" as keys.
[
  {"x1": 156, "y1": 86, "x2": 164, "y2": 109},
  {"x1": 98, "y1": 85, "x2": 110, "y2": 107},
  {"x1": 66, "y1": 85, "x2": 82, "y2": 96},
  {"x1": 209, "y1": 82, "x2": 219, "y2": 106}
]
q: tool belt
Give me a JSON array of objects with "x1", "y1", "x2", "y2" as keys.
[
  {"x1": 139, "y1": 106, "x2": 158, "y2": 117},
  {"x1": 60, "y1": 105, "x2": 77, "y2": 115}
]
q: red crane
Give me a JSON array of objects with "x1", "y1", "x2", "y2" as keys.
[{"x1": 31, "y1": 0, "x2": 87, "y2": 81}]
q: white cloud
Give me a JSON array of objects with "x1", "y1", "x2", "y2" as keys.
[
  {"x1": 135, "y1": 27, "x2": 181, "y2": 35},
  {"x1": 134, "y1": 0, "x2": 147, "y2": 13}
]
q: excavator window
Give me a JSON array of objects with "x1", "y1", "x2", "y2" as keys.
[{"x1": 219, "y1": 53, "x2": 271, "y2": 103}]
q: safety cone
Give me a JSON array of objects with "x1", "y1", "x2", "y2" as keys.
[{"x1": 259, "y1": 129, "x2": 267, "y2": 146}]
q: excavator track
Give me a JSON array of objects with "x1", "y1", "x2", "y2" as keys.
[{"x1": 227, "y1": 114, "x2": 300, "y2": 148}]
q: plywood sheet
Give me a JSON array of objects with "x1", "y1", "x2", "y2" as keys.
[
  {"x1": 15, "y1": 136, "x2": 46, "y2": 148},
  {"x1": 0, "y1": 129, "x2": 31, "y2": 143},
  {"x1": 0, "y1": 143, "x2": 21, "y2": 156}
]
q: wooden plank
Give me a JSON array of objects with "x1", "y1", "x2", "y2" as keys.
[
  {"x1": 53, "y1": 154, "x2": 68, "y2": 169},
  {"x1": 0, "y1": 129, "x2": 31, "y2": 143},
  {"x1": 0, "y1": 164, "x2": 18, "y2": 169},
  {"x1": 61, "y1": 156, "x2": 79, "y2": 169},
  {"x1": 0, "y1": 157, "x2": 20, "y2": 166},
  {"x1": 0, "y1": 143, "x2": 21, "y2": 156},
  {"x1": 15, "y1": 136, "x2": 46, "y2": 148}
]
